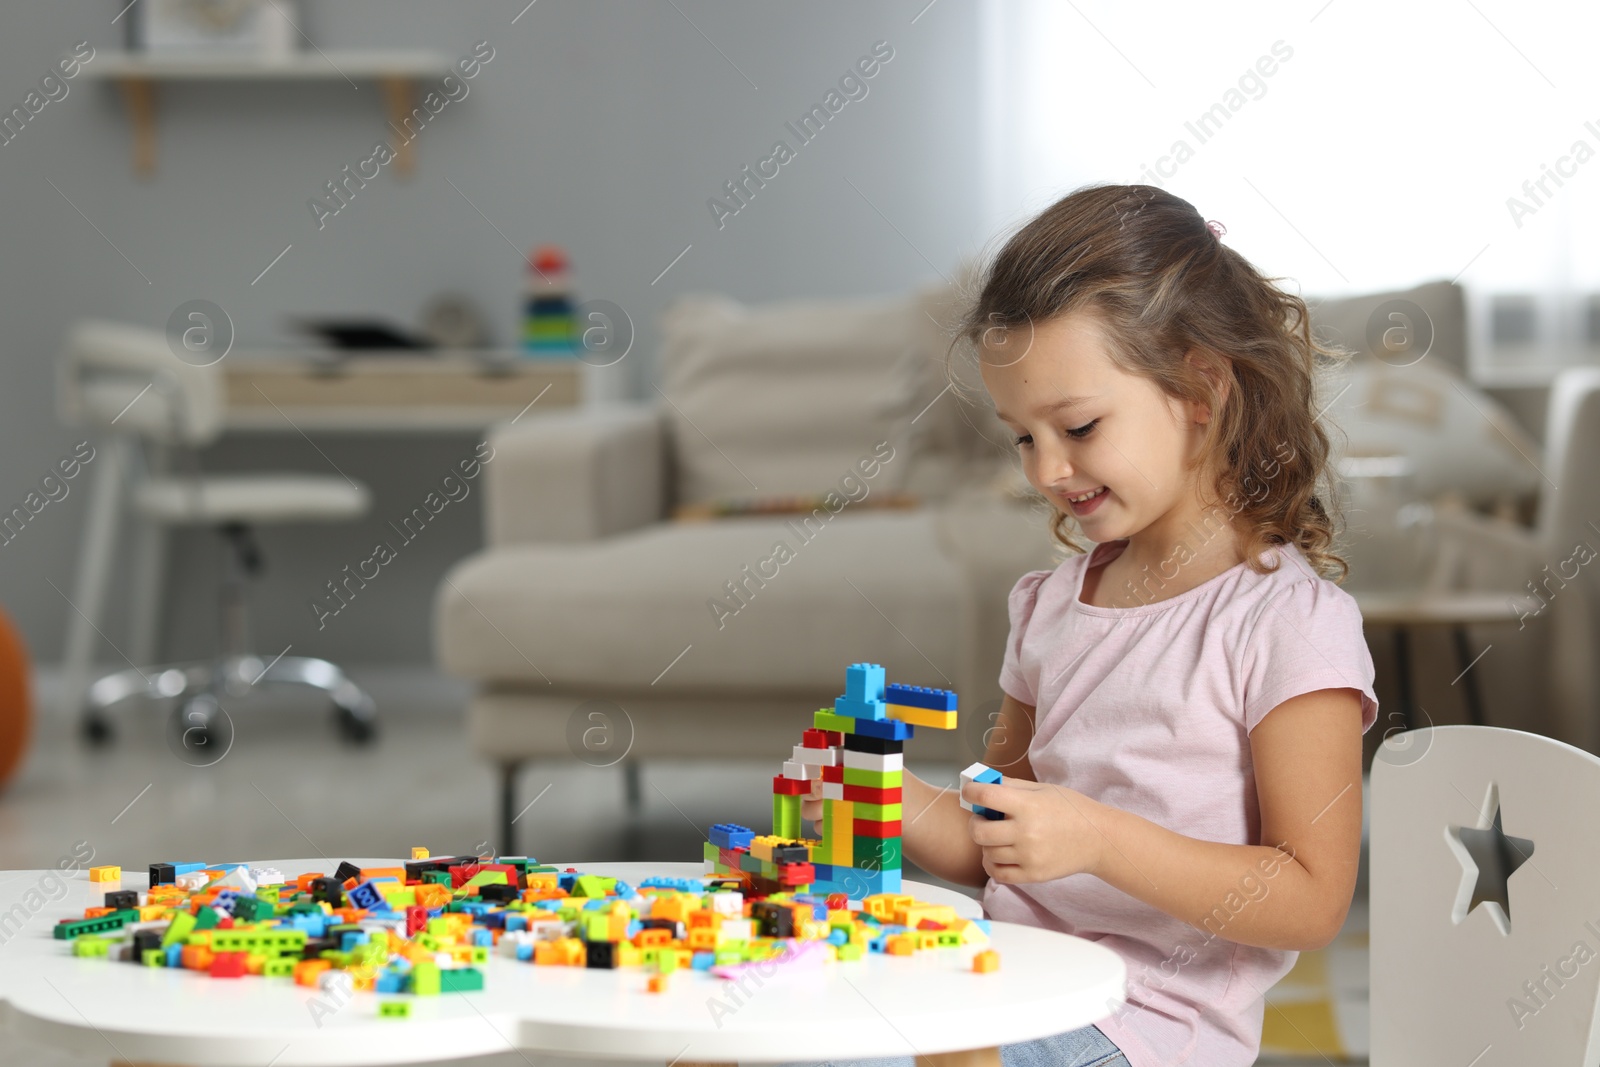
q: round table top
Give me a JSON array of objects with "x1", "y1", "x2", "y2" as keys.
[{"x1": 0, "y1": 858, "x2": 1126, "y2": 1065}]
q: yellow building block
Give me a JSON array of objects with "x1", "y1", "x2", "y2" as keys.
[
  {"x1": 88, "y1": 866, "x2": 121, "y2": 882},
  {"x1": 886, "y1": 704, "x2": 957, "y2": 730},
  {"x1": 410, "y1": 847, "x2": 429, "y2": 860}
]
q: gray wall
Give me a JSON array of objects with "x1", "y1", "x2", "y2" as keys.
[{"x1": 0, "y1": 1, "x2": 986, "y2": 669}]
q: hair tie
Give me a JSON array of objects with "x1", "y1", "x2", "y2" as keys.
[{"x1": 1205, "y1": 219, "x2": 1227, "y2": 241}]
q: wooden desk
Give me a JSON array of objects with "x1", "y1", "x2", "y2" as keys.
[{"x1": 223, "y1": 352, "x2": 582, "y2": 432}]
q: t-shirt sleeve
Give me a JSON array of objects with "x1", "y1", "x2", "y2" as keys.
[
  {"x1": 998, "y1": 568, "x2": 1054, "y2": 707},
  {"x1": 1241, "y1": 577, "x2": 1380, "y2": 734}
]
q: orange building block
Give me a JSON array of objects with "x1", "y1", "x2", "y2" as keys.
[
  {"x1": 294, "y1": 959, "x2": 333, "y2": 987},
  {"x1": 181, "y1": 944, "x2": 215, "y2": 971},
  {"x1": 972, "y1": 949, "x2": 1000, "y2": 973}
]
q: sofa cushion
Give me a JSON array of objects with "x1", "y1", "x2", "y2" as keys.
[
  {"x1": 1306, "y1": 279, "x2": 1468, "y2": 376},
  {"x1": 656, "y1": 280, "x2": 1001, "y2": 509},
  {"x1": 1320, "y1": 358, "x2": 1541, "y2": 506},
  {"x1": 435, "y1": 509, "x2": 964, "y2": 693}
]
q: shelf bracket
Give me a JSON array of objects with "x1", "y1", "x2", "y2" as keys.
[
  {"x1": 379, "y1": 77, "x2": 416, "y2": 177},
  {"x1": 116, "y1": 78, "x2": 157, "y2": 178}
]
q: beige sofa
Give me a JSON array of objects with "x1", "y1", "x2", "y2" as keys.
[
  {"x1": 433, "y1": 278, "x2": 1061, "y2": 852},
  {"x1": 435, "y1": 274, "x2": 1578, "y2": 852}
]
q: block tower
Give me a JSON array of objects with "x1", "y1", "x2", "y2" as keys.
[
  {"x1": 704, "y1": 663, "x2": 957, "y2": 901},
  {"x1": 786, "y1": 663, "x2": 957, "y2": 897}
]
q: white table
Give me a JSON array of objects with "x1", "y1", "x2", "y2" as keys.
[{"x1": 0, "y1": 859, "x2": 1126, "y2": 1067}]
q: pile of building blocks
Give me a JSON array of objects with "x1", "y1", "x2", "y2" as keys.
[
  {"x1": 960, "y1": 761, "x2": 1007, "y2": 820},
  {"x1": 711, "y1": 662, "x2": 957, "y2": 899},
  {"x1": 55, "y1": 847, "x2": 998, "y2": 1005}
]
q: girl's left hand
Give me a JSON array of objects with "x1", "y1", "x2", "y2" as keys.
[{"x1": 962, "y1": 777, "x2": 1111, "y2": 884}]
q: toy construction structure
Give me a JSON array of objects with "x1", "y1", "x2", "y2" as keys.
[
  {"x1": 50, "y1": 664, "x2": 1003, "y2": 1008},
  {"x1": 704, "y1": 662, "x2": 959, "y2": 898}
]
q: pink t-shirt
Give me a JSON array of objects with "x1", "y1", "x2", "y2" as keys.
[{"x1": 983, "y1": 537, "x2": 1379, "y2": 1067}]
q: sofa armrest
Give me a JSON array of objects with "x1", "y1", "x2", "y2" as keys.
[
  {"x1": 483, "y1": 403, "x2": 667, "y2": 545},
  {"x1": 1422, "y1": 501, "x2": 1541, "y2": 594}
]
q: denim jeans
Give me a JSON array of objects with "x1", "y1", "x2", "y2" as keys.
[{"x1": 775, "y1": 1023, "x2": 1130, "y2": 1067}]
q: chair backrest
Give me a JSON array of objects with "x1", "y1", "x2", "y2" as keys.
[
  {"x1": 1371, "y1": 724, "x2": 1600, "y2": 1065},
  {"x1": 1538, "y1": 367, "x2": 1600, "y2": 561},
  {"x1": 57, "y1": 320, "x2": 225, "y2": 446}
]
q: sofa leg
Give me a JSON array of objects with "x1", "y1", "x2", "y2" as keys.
[
  {"x1": 499, "y1": 761, "x2": 523, "y2": 857},
  {"x1": 623, "y1": 759, "x2": 642, "y2": 817}
]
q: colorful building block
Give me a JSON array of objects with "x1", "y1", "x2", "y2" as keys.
[
  {"x1": 960, "y1": 761, "x2": 1006, "y2": 820},
  {"x1": 88, "y1": 866, "x2": 121, "y2": 882}
]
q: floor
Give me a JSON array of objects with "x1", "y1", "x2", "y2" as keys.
[{"x1": 0, "y1": 665, "x2": 1365, "y2": 1066}]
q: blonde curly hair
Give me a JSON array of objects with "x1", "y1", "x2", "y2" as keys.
[{"x1": 951, "y1": 182, "x2": 1351, "y2": 581}]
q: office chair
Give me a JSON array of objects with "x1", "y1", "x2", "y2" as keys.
[{"x1": 57, "y1": 320, "x2": 379, "y2": 751}]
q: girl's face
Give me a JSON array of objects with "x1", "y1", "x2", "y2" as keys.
[{"x1": 979, "y1": 310, "x2": 1215, "y2": 545}]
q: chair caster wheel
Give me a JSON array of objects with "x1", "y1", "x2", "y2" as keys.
[
  {"x1": 334, "y1": 702, "x2": 377, "y2": 744},
  {"x1": 80, "y1": 712, "x2": 113, "y2": 746}
]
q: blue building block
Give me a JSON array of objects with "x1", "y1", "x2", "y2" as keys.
[
  {"x1": 885, "y1": 684, "x2": 958, "y2": 711},
  {"x1": 962, "y1": 761, "x2": 1006, "y2": 820},
  {"x1": 171, "y1": 862, "x2": 207, "y2": 876},
  {"x1": 340, "y1": 931, "x2": 371, "y2": 952},
  {"x1": 851, "y1": 716, "x2": 914, "y2": 741},
  {"x1": 516, "y1": 941, "x2": 534, "y2": 961},
  {"x1": 845, "y1": 662, "x2": 886, "y2": 702},
  {"x1": 347, "y1": 880, "x2": 384, "y2": 910},
  {"x1": 639, "y1": 877, "x2": 702, "y2": 892},
  {"x1": 708, "y1": 823, "x2": 756, "y2": 850},
  {"x1": 375, "y1": 972, "x2": 405, "y2": 994},
  {"x1": 690, "y1": 951, "x2": 715, "y2": 971},
  {"x1": 834, "y1": 663, "x2": 888, "y2": 720}
]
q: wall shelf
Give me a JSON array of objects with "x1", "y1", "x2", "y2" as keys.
[{"x1": 78, "y1": 50, "x2": 453, "y2": 177}]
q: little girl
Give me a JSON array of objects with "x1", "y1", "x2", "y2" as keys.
[{"x1": 800, "y1": 183, "x2": 1378, "y2": 1067}]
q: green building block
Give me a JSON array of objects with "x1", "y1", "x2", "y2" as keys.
[
  {"x1": 837, "y1": 941, "x2": 865, "y2": 961},
  {"x1": 438, "y1": 967, "x2": 484, "y2": 993},
  {"x1": 813, "y1": 710, "x2": 856, "y2": 734},
  {"x1": 159, "y1": 910, "x2": 196, "y2": 948},
  {"x1": 461, "y1": 870, "x2": 508, "y2": 891},
  {"x1": 843, "y1": 766, "x2": 902, "y2": 788},
  {"x1": 853, "y1": 837, "x2": 903, "y2": 869},
  {"x1": 423, "y1": 871, "x2": 452, "y2": 885},
  {"x1": 411, "y1": 961, "x2": 441, "y2": 996},
  {"x1": 193, "y1": 906, "x2": 222, "y2": 931},
  {"x1": 772, "y1": 792, "x2": 801, "y2": 840},
  {"x1": 570, "y1": 875, "x2": 612, "y2": 898},
  {"x1": 264, "y1": 958, "x2": 296, "y2": 978},
  {"x1": 53, "y1": 909, "x2": 139, "y2": 941},
  {"x1": 379, "y1": 1000, "x2": 412, "y2": 1018},
  {"x1": 73, "y1": 936, "x2": 111, "y2": 957},
  {"x1": 852, "y1": 801, "x2": 903, "y2": 822},
  {"x1": 141, "y1": 948, "x2": 166, "y2": 967}
]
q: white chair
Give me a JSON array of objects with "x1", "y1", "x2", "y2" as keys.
[
  {"x1": 1371, "y1": 724, "x2": 1600, "y2": 1064},
  {"x1": 57, "y1": 320, "x2": 380, "y2": 748}
]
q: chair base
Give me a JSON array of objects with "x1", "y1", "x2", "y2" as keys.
[{"x1": 78, "y1": 654, "x2": 378, "y2": 746}]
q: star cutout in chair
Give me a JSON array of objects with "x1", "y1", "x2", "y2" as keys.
[{"x1": 1446, "y1": 782, "x2": 1535, "y2": 935}]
